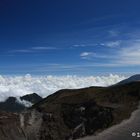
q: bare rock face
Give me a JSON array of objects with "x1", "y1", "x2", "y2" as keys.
[
  {"x1": 62, "y1": 102, "x2": 113, "y2": 139},
  {"x1": 0, "y1": 110, "x2": 43, "y2": 140},
  {"x1": 0, "y1": 112, "x2": 26, "y2": 140},
  {"x1": 20, "y1": 110, "x2": 43, "y2": 140}
]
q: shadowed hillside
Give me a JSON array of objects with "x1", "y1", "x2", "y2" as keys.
[{"x1": 116, "y1": 74, "x2": 140, "y2": 85}]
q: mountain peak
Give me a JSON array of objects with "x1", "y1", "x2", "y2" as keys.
[{"x1": 20, "y1": 93, "x2": 42, "y2": 104}]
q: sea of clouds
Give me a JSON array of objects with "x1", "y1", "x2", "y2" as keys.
[{"x1": 0, "y1": 74, "x2": 126, "y2": 102}]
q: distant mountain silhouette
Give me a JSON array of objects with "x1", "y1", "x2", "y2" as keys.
[
  {"x1": 20, "y1": 93, "x2": 42, "y2": 104},
  {"x1": 116, "y1": 74, "x2": 140, "y2": 85},
  {"x1": 0, "y1": 97, "x2": 25, "y2": 112},
  {"x1": 0, "y1": 93, "x2": 42, "y2": 112}
]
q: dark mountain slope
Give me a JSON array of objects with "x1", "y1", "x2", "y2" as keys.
[
  {"x1": 116, "y1": 74, "x2": 140, "y2": 85},
  {"x1": 20, "y1": 93, "x2": 42, "y2": 104}
]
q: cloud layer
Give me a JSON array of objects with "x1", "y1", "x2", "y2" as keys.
[{"x1": 0, "y1": 74, "x2": 126, "y2": 102}]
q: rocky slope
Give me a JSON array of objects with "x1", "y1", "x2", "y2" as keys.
[
  {"x1": 0, "y1": 81, "x2": 140, "y2": 140},
  {"x1": 0, "y1": 112, "x2": 25, "y2": 140}
]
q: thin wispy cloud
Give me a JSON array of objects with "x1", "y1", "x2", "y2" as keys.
[
  {"x1": 72, "y1": 43, "x2": 97, "y2": 48},
  {"x1": 72, "y1": 40, "x2": 121, "y2": 49},
  {"x1": 10, "y1": 49, "x2": 34, "y2": 53},
  {"x1": 100, "y1": 40, "x2": 121, "y2": 48},
  {"x1": 31, "y1": 46, "x2": 57, "y2": 50},
  {"x1": 116, "y1": 42, "x2": 140, "y2": 65},
  {"x1": 73, "y1": 44, "x2": 86, "y2": 47},
  {"x1": 9, "y1": 46, "x2": 57, "y2": 54}
]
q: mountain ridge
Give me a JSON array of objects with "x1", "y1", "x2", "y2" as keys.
[{"x1": 116, "y1": 74, "x2": 140, "y2": 85}]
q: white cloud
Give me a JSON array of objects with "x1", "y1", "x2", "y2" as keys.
[
  {"x1": 80, "y1": 52, "x2": 96, "y2": 59},
  {"x1": 116, "y1": 42, "x2": 140, "y2": 65},
  {"x1": 72, "y1": 43, "x2": 97, "y2": 48},
  {"x1": 101, "y1": 40, "x2": 121, "y2": 48},
  {"x1": 16, "y1": 97, "x2": 33, "y2": 107},
  {"x1": 80, "y1": 52, "x2": 92, "y2": 57},
  {"x1": 73, "y1": 44, "x2": 86, "y2": 47},
  {"x1": 0, "y1": 74, "x2": 126, "y2": 102}
]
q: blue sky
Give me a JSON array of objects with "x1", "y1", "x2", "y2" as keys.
[{"x1": 0, "y1": 0, "x2": 140, "y2": 75}]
